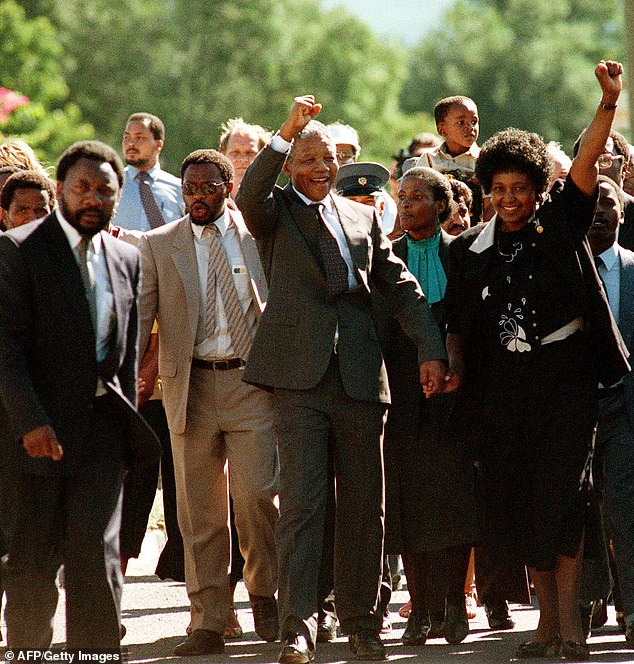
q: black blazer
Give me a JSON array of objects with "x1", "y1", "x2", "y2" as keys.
[
  {"x1": 445, "y1": 178, "x2": 630, "y2": 390},
  {"x1": 0, "y1": 213, "x2": 160, "y2": 475}
]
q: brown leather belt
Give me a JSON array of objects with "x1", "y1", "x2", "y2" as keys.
[{"x1": 192, "y1": 357, "x2": 245, "y2": 371}]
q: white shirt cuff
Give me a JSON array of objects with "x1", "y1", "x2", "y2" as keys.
[{"x1": 271, "y1": 133, "x2": 292, "y2": 154}]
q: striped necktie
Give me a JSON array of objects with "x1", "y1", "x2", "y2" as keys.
[{"x1": 205, "y1": 224, "x2": 252, "y2": 360}]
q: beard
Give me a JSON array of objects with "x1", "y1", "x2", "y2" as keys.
[{"x1": 61, "y1": 199, "x2": 111, "y2": 236}]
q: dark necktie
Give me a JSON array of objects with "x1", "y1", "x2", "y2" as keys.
[
  {"x1": 310, "y1": 203, "x2": 349, "y2": 300},
  {"x1": 136, "y1": 171, "x2": 165, "y2": 229},
  {"x1": 77, "y1": 236, "x2": 97, "y2": 332}
]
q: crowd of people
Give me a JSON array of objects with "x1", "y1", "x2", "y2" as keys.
[{"x1": 0, "y1": 58, "x2": 631, "y2": 664}]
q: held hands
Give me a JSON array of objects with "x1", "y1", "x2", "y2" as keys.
[
  {"x1": 23, "y1": 424, "x2": 63, "y2": 461},
  {"x1": 419, "y1": 360, "x2": 460, "y2": 397},
  {"x1": 595, "y1": 60, "x2": 623, "y2": 106},
  {"x1": 279, "y1": 95, "x2": 322, "y2": 142}
]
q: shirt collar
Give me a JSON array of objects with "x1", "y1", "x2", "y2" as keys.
[
  {"x1": 437, "y1": 142, "x2": 480, "y2": 160},
  {"x1": 292, "y1": 186, "x2": 335, "y2": 214},
  {"x1": 126, "y1": 162, "x2": 161, "y2": 181},
  {"x1": 599, "y1": 242, "x2": 619, "y2": 271},
  {"x1": 55, "y1": 208, "x2": 103, "y2": 254},
  {"x1": 191, "y1": 207, "x2": 230, "y2": 239},
  {"x1": 469, "y1": 211, "x2": 538, "y2": 254}
]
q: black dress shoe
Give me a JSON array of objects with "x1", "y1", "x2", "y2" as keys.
[
  {"x1": 279, "y1": 633, "x2": 314, "y2": 664},
  {"x1": 317, "y1": 614, "x2": 338, "y2": 642},
  {"x1": 445, "y1": 602, "x2": 469, "y2": 644},
  {"x1": 485, "y1": 600, "x2": 515, "y2": 630},
  {"x1": 402, "y1": 610, "x2": 431, "y2": 646},
  {"x1": 579, "y1": 603, "x2": 592, "y2": 640},
  {"x1": 250, "y1": 593, "x2": 279, "y2": 642},
  {"x1": 427, "y1": 611, "x2": 446, "y2": 638},
  {"x1": 561, "y1": 640, "x2": 589, "y2": 661},
  {"x1": 173, "y1": 628, "x2": 224, "y2": 656},
  {"x1": 516, "y1": 636, "x2": 561, "y2": 659},
  {"x1": 349, "y1": 629, "x2": 386, "y2": 661},
  {"x1": 590, "y1": 598, "x2": 608, "y2": 629}
]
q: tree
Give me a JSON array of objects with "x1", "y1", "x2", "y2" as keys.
[
  {"x1": 49, "y1": 0, "x2": 434, "y2": 171},
  {"x1": 401, "y1": 0, "x2": 624, "y2": 151},
  {"x1": 0, "y1": 1, "x2": 93, "y2": 167}
]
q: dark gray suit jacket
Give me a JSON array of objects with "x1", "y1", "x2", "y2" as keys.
[
  {"x1": 616, "y1": 246, "x2": 634, "y2": 426},
  {"x1": 236, "y1": 145, "x2": 446, "y2": 404},
  {"x1": 0, "y1": 213, "x2": 159, "y2": 475}
]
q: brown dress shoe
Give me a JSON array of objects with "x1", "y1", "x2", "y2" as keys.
[
  {"x1": 279, "y1": 633, "x2": 314, "y2": 664},
  {"x1": 173, "y1": 628, "x2": 224, "y2": 656},
  {"x1": 249, "y1": 593, "x2": 279, "y2": 642}
]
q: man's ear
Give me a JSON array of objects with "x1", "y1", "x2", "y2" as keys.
[
  {"x1": 56, "y1": 180, "x2": 63, "y2": 204},
  {"x1": 155, "y1": 139, "x2": 164, "y2": 154},
  {"x1": 283, "y1": 159, "x2": 291, "y2": 179},
  {"x1": 225, "y1": 180, "x2": 234, "y2": 198},
  {"x1": 437, "y1": 122, "x2": 447, "y2": 138}
]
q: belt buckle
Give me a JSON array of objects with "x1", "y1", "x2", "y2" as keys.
[{"x1": 213, "y1": 359, "x2": 229, "y2": 370}]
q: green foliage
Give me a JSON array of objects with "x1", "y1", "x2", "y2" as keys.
[
  {"x1": 401, "y1": 0, "x2": 624, "y2": 152},
  {"x1": 0, "y1": 1, "x2": 93, "y2": 168},
  {"x1": 49, "y1": 0, "x2": 434, "y2": 171}
]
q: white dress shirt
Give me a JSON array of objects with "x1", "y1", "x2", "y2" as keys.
[
  {"x1": 56, "y1": 209, "x2": 116, "y2": 394},
  {"x1": 270, "y1": 133, "x2": 359, "y2": 290},
  {"x1": 191, "y1": 209, "x2": 255, "y2": 360}
]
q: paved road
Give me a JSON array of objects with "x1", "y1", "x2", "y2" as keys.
[{"x1": 40, "y1": 528, "x2": 634, "y2": 663}]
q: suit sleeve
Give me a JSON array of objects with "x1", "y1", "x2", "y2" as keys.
[
  {"x1": 235, "y1": 145, "x2": 287, "y2": 240},
  {"x1": 0, "y1": 236, "x2": 52, "y2": 437},
  {"x1": 369, "y1": 212, "x2": 447, "y2": 364},
  {"x1": 119, "y1": 251, "x2": 140, "y2": 406},
  {"x1": 137, "y1": 234, "x2": 159, "y2": 359}
]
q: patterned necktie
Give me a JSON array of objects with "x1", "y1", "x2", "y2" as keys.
[
  {"x1": 77, "y1": 236, "x2": 97, "y2": 332},
  {"x1": 310, "y1": 203, "x2": 349, "y2": 300},
  {"x1": 136, "y1": 171, "x2": 165, "y2": 229},
  {"x1": 205, "y1": 224, "x2": 252, "y2": 360}
]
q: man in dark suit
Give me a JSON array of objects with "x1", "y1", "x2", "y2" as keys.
[
  {"x1": 0, "y1": 140, "x2": 158, "y2": 651},
  {"x1": 588, "y1": 175, "x2": 634, "y2": 648},
  {"x1": 237, "y1": 96, "x2": 449, "y2": 663}
]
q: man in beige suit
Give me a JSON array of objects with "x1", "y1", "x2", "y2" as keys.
[{"x1": 138, "y1": 149, "x2": 279, "y2": 656}]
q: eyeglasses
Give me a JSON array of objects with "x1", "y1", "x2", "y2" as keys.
[
  {"x1": 597, "y1": 153, "x2": 624, "y2": 170},
  {"x1": 182, "y1": 181, "x2": 225, "y2": 195}
]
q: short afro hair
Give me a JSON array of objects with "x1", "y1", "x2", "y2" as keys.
[
  {"x1": 434, "y1": 96, "x2": 477, "y2": 125},
  {"x1": 449, "y1": 178, "x2": 473, "y2": 209},
  {"x1": 400, "y1": 166, "x2": 456, "y2": 223},
  {"x1": 56, "y1": 140, "x2": 124, "y2": 187},
  {"x1": 180, "y1": 149, "x2": 234, "y2": 183},
  {"x1": 1, "y1": 170, "x2": 56, "y2": 211},
  {"x1": 475, "y1": 128, "x2": 554, "y2": 195}
]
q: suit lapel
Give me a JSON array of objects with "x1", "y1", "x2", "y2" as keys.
[
  {"x1": 230, "y1": 207, "x2": 268, "y2": 310},
  {"x1": 43, "y1": 215, "x2": 95, "y2": 338},
  {"x1": 618, "y1": 247, "x2": 634, "y2": 350},
  {"x1": 333, "y1": 195, "x2": 370, "y2": 290},
  {"x1": 170, "y1": 217, "x2": 201, "y2": 343}
]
